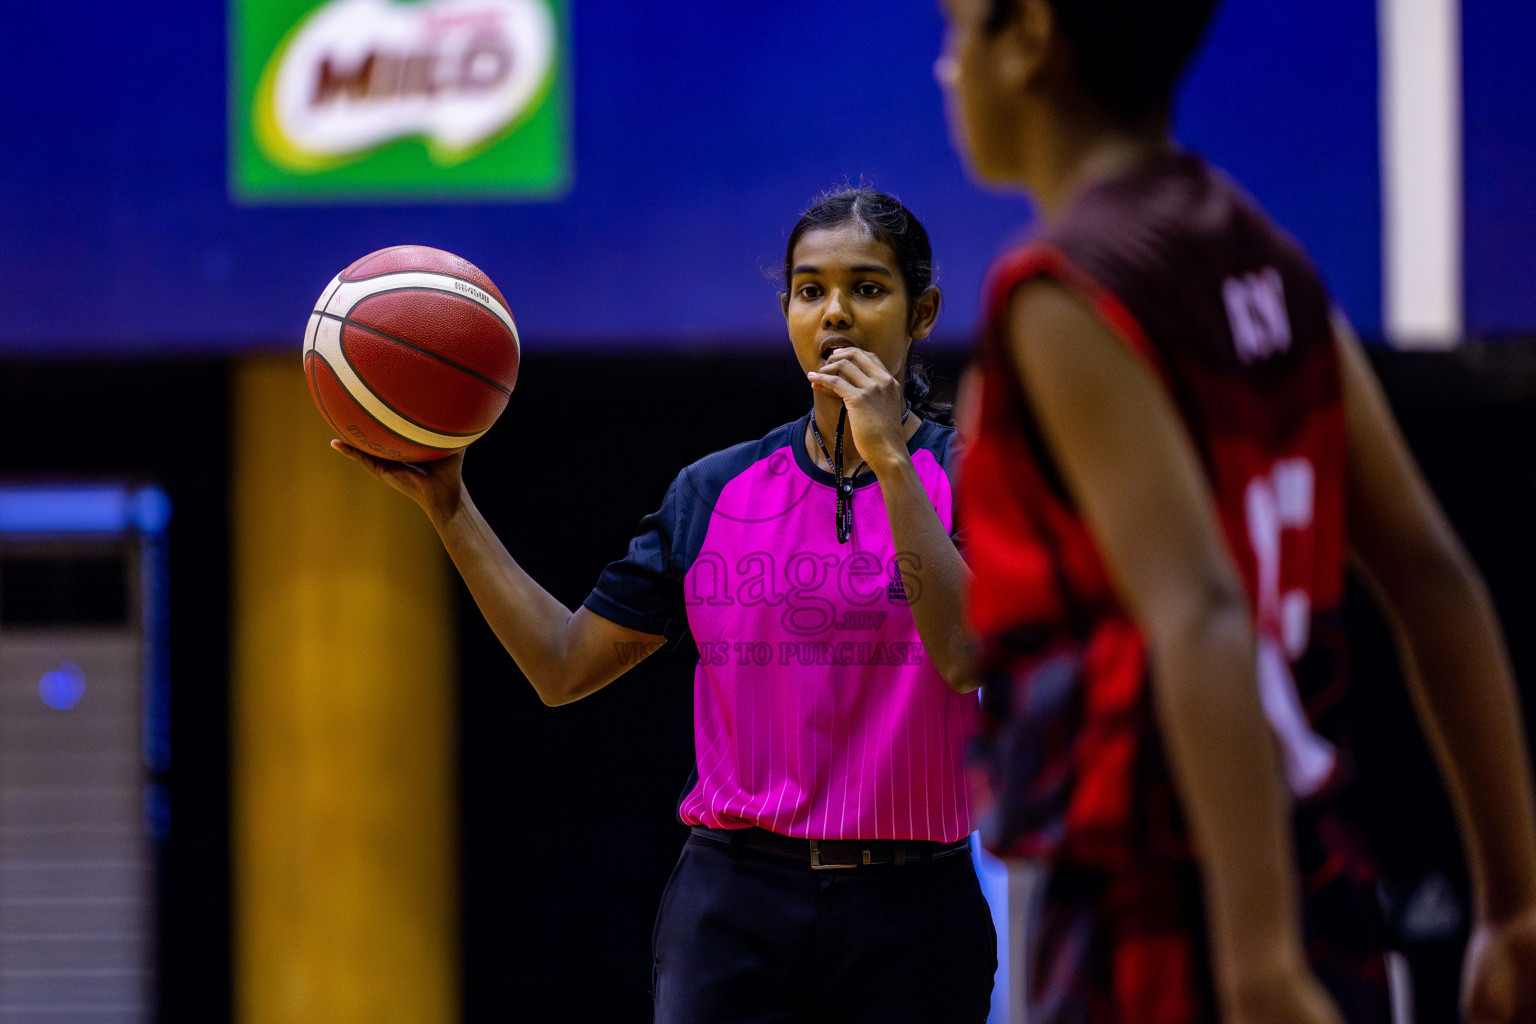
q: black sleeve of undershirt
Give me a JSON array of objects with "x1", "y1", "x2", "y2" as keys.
[{"x1": 582, "y1": 471, "x2": 690, "y2": 643}]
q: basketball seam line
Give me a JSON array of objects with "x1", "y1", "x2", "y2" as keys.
[
  {"x1": 310, "y1": 349, "x2": 459, "y2": 453},
  {"x1": 317, "y1": 308, "x2": 513, "y2": 397},
  {"x1": 318, "y1": 274, "x2": 347, "y2": 328},
  {"x1": 311, "y1": 314, "x2": 488, "y2": 446},
  {"x1": 307, "y1": 346, "x2": 344, "y2": 438},
  {"x1": 325, "y1": 272, "x2": 522, "y2": 357},
  {"x1": 331, "y1": 336, "x2": 483, "y2": 440},
  {"x1": 330, "y1": 277, "x2": 518, "y2": 350},
  {"x1": 349, "y1": 250, "x2": 398, "y2": 278},
  {"x1": 338, "y1": 269, "x2": 512, "y2": 324},
  {"x1": 309, "y1": 349, "x2": 376, "y2": 448}
]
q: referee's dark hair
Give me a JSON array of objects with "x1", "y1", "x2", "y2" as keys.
[{"x1": 988, "y1": 0, "x2": 1224, "y2": 123}]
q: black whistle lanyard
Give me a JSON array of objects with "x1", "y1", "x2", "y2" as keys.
[{"x1": 811, "y1": 403, "x2": 909, "y2": 544}]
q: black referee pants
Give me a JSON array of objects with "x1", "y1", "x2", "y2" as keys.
[{"x1": 652, "y1": 831, "x2": 997, "y2": 1023}]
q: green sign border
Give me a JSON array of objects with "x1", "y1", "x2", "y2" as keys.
[{"x1": 230, "y1": 0, "x2": 571, "y2": 203}]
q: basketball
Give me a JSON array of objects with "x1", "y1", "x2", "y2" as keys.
[{"x1": 303, "y1": 245, "x2": 520, "y2": 462}]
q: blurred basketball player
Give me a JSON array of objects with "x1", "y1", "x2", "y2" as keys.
[{"x1": 938, "y1": 0, "x2": 1536, "y2": 1020}]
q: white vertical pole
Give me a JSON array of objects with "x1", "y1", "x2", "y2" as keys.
[
  {"x1": 1008, "y1": 863, "x2": 1038, "y2": 1024},
  {"x1": 1387, "y1": 951, "x2": 1417, "y2": 1024},
  {"x1": 1380, "y1": 0, "x2": 1464, "y2": 348}
]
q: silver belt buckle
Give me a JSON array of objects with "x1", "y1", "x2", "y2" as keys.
[{"x1": 808, "y1": 838, "x2": 862, "y2": 871}]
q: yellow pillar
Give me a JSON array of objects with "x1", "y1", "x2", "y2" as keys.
[{"x1": 232, "y1": 355, "x2": 458, "y2": 1024}]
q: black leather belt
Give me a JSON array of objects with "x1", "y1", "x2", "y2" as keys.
[{"x1": 690, "y1": 825, "x2": 972, "y2": 871}]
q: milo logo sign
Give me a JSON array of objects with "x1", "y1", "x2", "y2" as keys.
[{"x1": 232, "y1": 0, "x2": 568, "y2": 200}]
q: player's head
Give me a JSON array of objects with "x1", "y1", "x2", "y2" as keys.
[
  {"x1": 938, "y1": 0, "x2": 1221, "y2": 180},
  {"x1": 1035, "y1": 0, "x2": 1220, "y2": 123},
  {"x1": 780, "y1": 189, "x2": 945, "y2": 418}
]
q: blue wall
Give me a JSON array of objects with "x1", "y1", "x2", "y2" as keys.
[
  {"x1": 1465, "y1": 0, "x2": 1536, "y2": 338},
  {"x1": 7, "y1": 0, "x2": 1523, "y2": 355},
  {"x1": 1180, "y1": 0, "x2": 1381, "y2": 335}
]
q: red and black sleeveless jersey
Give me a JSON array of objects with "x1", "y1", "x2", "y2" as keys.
[{"x1": 962, "y1": 151, "x2": 1350, "y2": 870}]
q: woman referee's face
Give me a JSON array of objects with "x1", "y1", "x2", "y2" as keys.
[{"x1": 783, "y1": 224, "x2": 923, "y2": 384}]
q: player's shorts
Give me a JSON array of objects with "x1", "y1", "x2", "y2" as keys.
[{"x1": 1026, "y1": 806, "x2": 1392, "y2": 1024}]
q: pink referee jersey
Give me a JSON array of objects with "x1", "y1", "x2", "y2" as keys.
[{"x1": 584, "y1": 412, "x2": 975, "y2": 842}]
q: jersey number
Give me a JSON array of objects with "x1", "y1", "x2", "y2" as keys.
[
  {"x1": 1224, "y1": 267, "x2": 1292, "y2": 364},
  {"x1": 1244, "y1": 457, "x2": 1337, "y2": 798}
]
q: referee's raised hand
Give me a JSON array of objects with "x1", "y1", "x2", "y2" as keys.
[{"x1": 807, "y1": 346, "x2": 911, "y2": 474}]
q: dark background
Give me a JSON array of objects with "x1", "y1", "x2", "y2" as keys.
[
  {"x1": 3, "y1": 341, "x2": 1533, "y2": 1020},
  {"x1": 0, "y1": 359, "x2": 233, "y2": 1021}
]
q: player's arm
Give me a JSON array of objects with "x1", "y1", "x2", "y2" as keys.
[
  {"x1": 811, "y1": 346, "x2": 976, "y2": 692},
  {"x1": 1007, "y1": 279, "x2": 1341, "y2": 1024},
  {"x1": 331, "y1": 442, "x2": 666, "y2": 706},
  {"x1": 1335, "y1": 315, "x2": 1536, "y2": 1022}
]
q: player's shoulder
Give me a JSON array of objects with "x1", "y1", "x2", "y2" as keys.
[
  {"x1": 669, "y1": 416, "x2": 803, "y2": 504},
  {"x1": 1052, "y1": 152, "x2": 1229, "y2": 255},
  {"x1": 1032, "y1": 151, "x2": 1332, "y2": 358},
  {"x1": 913, "y1": 416, "x2": 961, "y2": 466},
  {"x1": 981, "y1": 153, "x2": 1235, "y2": 326},
  {"x1": 1063, "y1": 151, "x2": 1310, "y2": 271}
]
